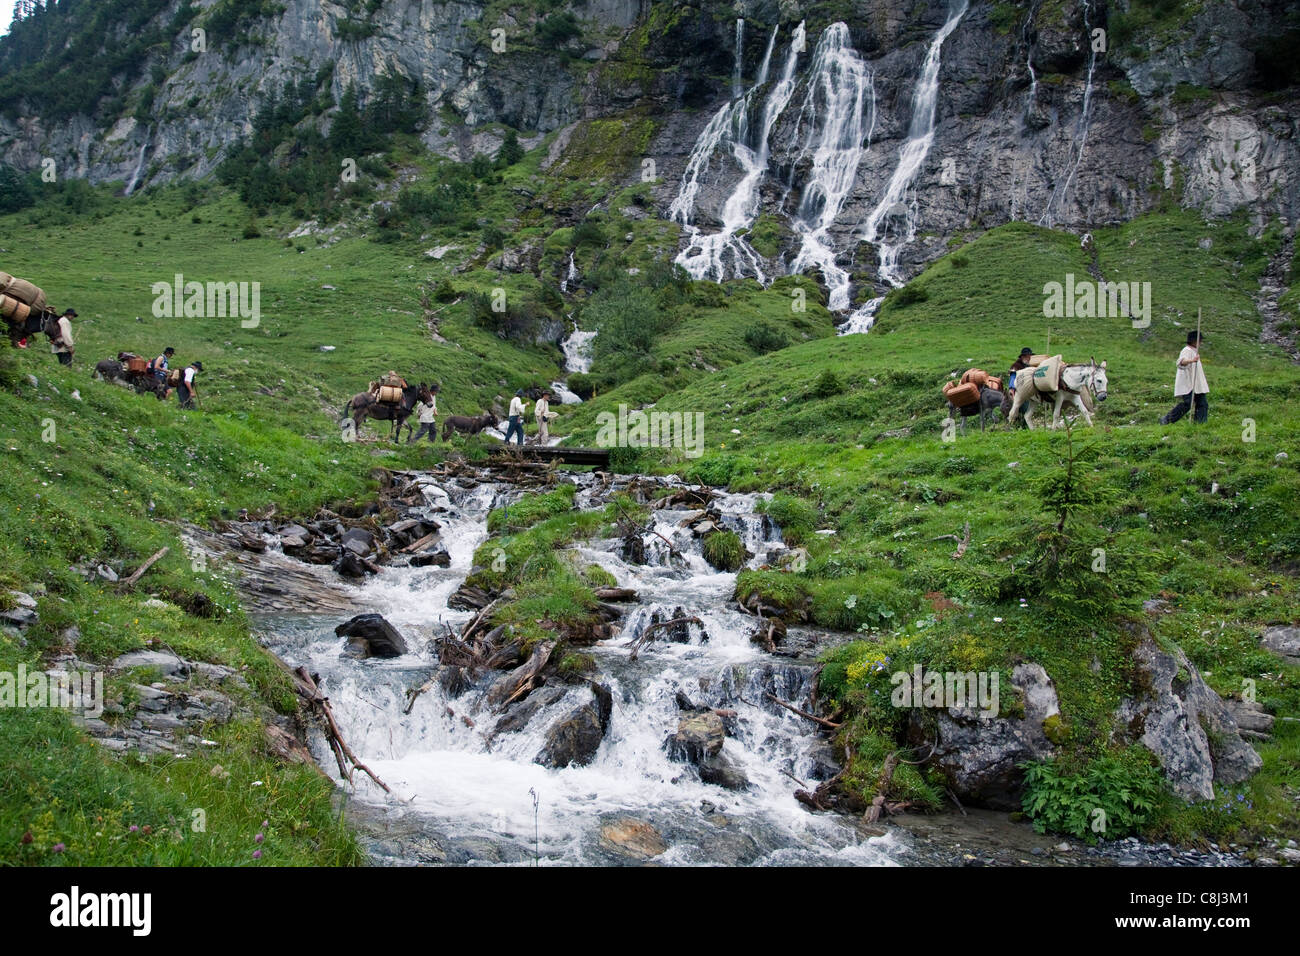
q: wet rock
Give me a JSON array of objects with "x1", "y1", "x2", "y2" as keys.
[
  {"x1": 409, "y1": 548, "x2": 452, "y2": 568},
  {"x1": 336, "y1": 613, "x2": 409, "y2": 659},
  {"x1": 1260, "y1": 625, "x2": 1300, "y2": 664},
  {"x1": 620, "y1": 533, "x2": 647, "y2": 565},
  {"x1": 805, "y1": 738, "x2": 841, "y2": 781},
  {"x1": 438, "y1": 665, "x2": 473, "y2": 699},
  {"x1": 341, "y1": 528, "x2": 376, "y2": 556},
  {"x1": 334, "y1": 551, "x2": 379, "y2": 578},
  {"x1": 667, "y1": 711, "x2": 725, "y2": 764},
  {"x1": 492, "y1": 685, "x2": 566, "y2": 738},
  {"x1": 599, "y1": 818, "x2": 667, "y2": 861},
  {"x1": 699, "y1": 753, "x2": 749, "y2": 791},
  {"x1": 1116, "y1": 633, "x2": 1262, "y2": 801},
  {"x1": 535, "y1": 703, "x2": 605, "y2": 768},
  {"x1": 448, "y1": 582, "x2": 494, "y2": 610}
]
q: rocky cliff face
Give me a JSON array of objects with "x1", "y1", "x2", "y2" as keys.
[{"x1": 1, "y1": 0, "x2": 1296, "y2": 293}]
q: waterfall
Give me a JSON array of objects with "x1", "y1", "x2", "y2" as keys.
[
  {"x1": 838, "y1": 295, "x2": 884, "y2": 335},
  {"x1": 559, "y1": 251, "x2": 579, "y2": 294},
  {"x1": 785, "y1": 23, "x2": 875, "y2": 312},
  {"x1": 857, "y1": 0, "x2": 969, "y2": 288},
  {"x1": 670, "y1": 23, "x2": 804, "y2": 284},
  {"x1": 1039, "y1": 0, "x2": 1097, "y2": 227},
  {"x1": 1023, "y1": 1, "x2": 1040, "y2": 110},
  {"x1": 733, "y1": 19, "x2": 745, "y2": 99},
  {"x1": 257, "y1": 472, "x2": 904, "y2": 865},
  {"x1": 561, "y1": 318, "x2": 597, "y2": 374},
  {"x1": 123, "y1": 141, "x2": 149, "y2": 197}
]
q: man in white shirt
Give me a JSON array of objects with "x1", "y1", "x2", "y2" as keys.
[
  {"x1": 178, "y1": 361, "x2": 203, "y2": 410},
  {"x1": 50, "y1": 308, "x2": 76, "y2": 365},
  {"x1": 504, "y1": 390, "x2": 528, "y2": 445},
  {"x1": 1159, "y1": 331, "x2": 1208, "y2": 425},
  {"x1": 533, "y1": 390, "x2": 558, "y2": 444},
  {"x1": 410, "y1": 385, "x2": 439, "y2": 443}
]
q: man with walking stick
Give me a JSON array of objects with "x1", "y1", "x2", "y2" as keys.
[{"x1": 1159, "y1": 325, "x2": 1208, "y2": 425}]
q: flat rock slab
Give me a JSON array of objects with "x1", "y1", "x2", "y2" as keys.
[{"x1": 599, "y1": 818, "x2": 667, "y2": 861}]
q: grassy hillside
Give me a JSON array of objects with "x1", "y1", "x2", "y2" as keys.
[
  {"x1": 1, "y1": 155, "x2": 1296, "y2": 862},
  {"x1": 560, "y1": 211, "x2": 1300, "y2": 845}
]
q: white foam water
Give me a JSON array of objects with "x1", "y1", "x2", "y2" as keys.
[
  {"x1": 857, "y1": 0, "x2": 969, "y2": 287},
  {"x1": 259, "y1": 474, "x2": 903, "y2": 866}
]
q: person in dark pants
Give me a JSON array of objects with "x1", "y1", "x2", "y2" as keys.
[
  {"x1": 1160, "y1": 331, "x2": 1208, "y2": 425},
  {"x1": 503, "y1": 390, "x2": 527, "y2": 446},
  {"x1": 51, "y1": 309, "x2": 76, "y2": 365},
  {"x1": 410, "y1": 386, "x2": 439, "y2": 443},
  {"x1": 177, "y1": 360, "x2": 203, "y2": 409}
]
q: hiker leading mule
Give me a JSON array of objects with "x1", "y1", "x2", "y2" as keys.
[
  {"x1": 343, "y1": 382, "x2": 429, "y2": 442},
  {"x1": 1006, "y1": 358, "x2": 1109, "y2": 429},
  {"x1": 410, "y1": 385, "x2": 440, "y2": 443}
]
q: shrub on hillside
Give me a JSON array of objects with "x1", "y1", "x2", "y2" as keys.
[{"x1": 743, "y1": 321, "x2": 789, "y2": 354}]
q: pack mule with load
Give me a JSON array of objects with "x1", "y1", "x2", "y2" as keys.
[{"x1": 1006, "y1": 357, "x2": 1109, "y2": 429}]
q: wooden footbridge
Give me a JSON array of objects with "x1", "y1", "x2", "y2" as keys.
[{"x1": 488, "y1": 444, "x2": 611, "y2": 468}]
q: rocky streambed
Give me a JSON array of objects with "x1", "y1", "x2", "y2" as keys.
[{"x1": 156, "y1": 465, "x2": 1288, "y2": 867}]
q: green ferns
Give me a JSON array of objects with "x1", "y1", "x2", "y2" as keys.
[{"x1": 1020, "y1": 753, "x2": 1168, "y2": 843}]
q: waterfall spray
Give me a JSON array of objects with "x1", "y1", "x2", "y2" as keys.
[
  {"x1": 785, "y1": 24, "x2": 876, "y2": 311},
  {"x1": 670, "y1": 24, "x2": 804, "y2": 284},
  {"x1": 857, "y1": 0, "x2": 969, "y2": 289}
]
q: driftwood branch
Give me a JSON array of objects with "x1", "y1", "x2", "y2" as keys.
[
  {"x1": 291, "y1": 666, "x2": 391, "y2": 794},
  {"x1": 765, "y1": 692, "x2": 842, "y2": 730},
  {"x1": 627, "y1": 616, "x2": 702, "y2": 662},
  {"x1": 931, "y1": 521, "x2": 971, "y2": 559},
  {"x1": 117, "y1": 547, "x2": 169, "y2": 591}
]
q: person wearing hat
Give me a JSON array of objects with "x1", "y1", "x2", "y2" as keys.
[
  {"x1": 178, "y1": 360, "x2": 204, "y2": 410},
  {"x1": 533, "y1": 389, "x2": 558, "y2": 444},
  {"x1": 50, "y1": 308, "x2": 76, "y2": 365},
  {"x1": 504, "y1": 389, "x2": 528, "y2": 446},
  {"x1": 1159, "y1": 331, "x2": 1208, "y2": 425},
  {"x1": 1003, "y1": 348, "x2": 1034, "y2": 392}
]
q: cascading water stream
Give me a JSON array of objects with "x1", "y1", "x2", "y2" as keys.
[
  {"x1": 784, "y1": 24, "x2": 876, "y2": 312},
  {"x1": 1039, "y1": 0, "x2": 1096, "y2": 227},
  {"x1": 257, "y1": 473, "x2": 904, "y2": 865},
  {"x1": 561, "y1": 318, "x2": 596, "y2": 374},
  {"x1": 559, "y1": 251, "x2": 578, "y2": 294},
  {"x1": 671, "y1": 24, "x2": 804, "y2": 284},
  {"x1": 124, "y1": 141, "x2": 149, "y2": 197},
  {"x1": 733, "y1": 18, "x2": 745, "y2": 99},
  {"x1": 856, "y1": 0, "x2": 969, "y2": 290}
]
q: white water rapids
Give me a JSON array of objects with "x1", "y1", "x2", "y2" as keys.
[{"x1": 258, "y1": 473, "x2": 905, "y2": 865}]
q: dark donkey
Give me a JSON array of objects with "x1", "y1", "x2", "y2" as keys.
[
  {"x1": 441, "y1": 410, "x2": 498, "y2": 441},
  {"x1": 343, "y1": 383, "x2": 430, "y2": 442}
]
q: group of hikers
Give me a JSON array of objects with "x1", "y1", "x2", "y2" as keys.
[{"x1": 358, "y1": 370, "x2": 559, "y2": 445}]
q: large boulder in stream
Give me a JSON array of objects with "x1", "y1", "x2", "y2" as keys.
[
  {"x1": 534, "y1": 682, "x2": 614, "y2": 768},
  {"x1": 336, "y1": 614, "x2": 408, "y2": 659},
  {"x1": 698, "y1": 753, "x2": 749, "y2": 791},
  {"x1": 666, "y1": 711, "x2": 725, "y2": 763}
]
